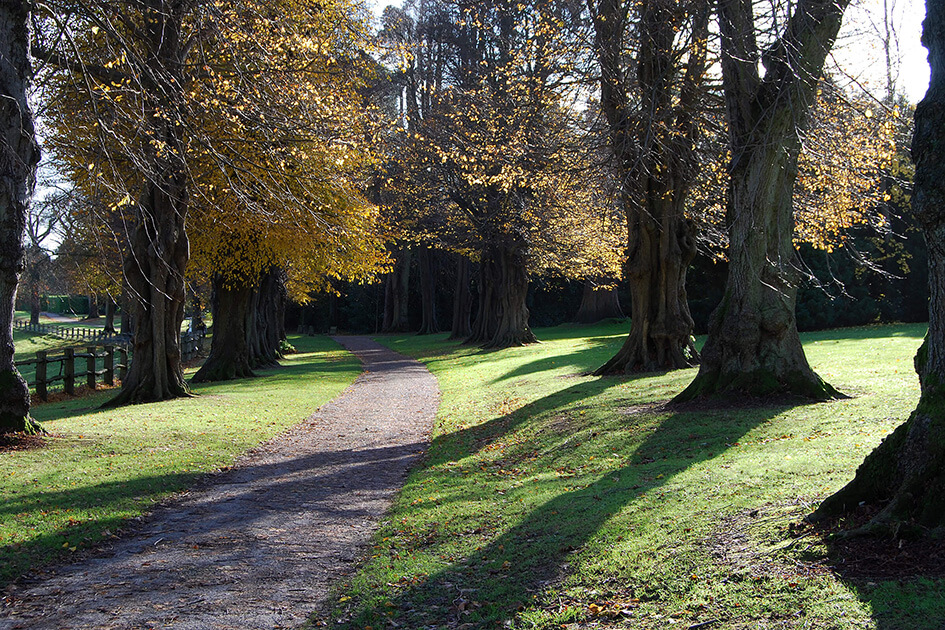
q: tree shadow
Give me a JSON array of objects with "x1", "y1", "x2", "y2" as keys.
[
  {"x1": 807, "y1": 520, "x2": 945, "y2": 629},
  {"x1": 332, "y1": 377, "x2": 799, "y2": 628}
]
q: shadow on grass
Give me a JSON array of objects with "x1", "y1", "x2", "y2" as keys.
[
  {"x1": 812, "y1": 529, "x2": 945, "y2": 630},
  {"x1": 333, "y1": 375, "x2": 800, "y2": 629}
]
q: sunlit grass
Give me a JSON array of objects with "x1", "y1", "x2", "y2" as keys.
[
  {"x1": 0, "y1": 334, "x2": 360, "y2": 587},
  {"x1": 323, "y1": 321, "x2": 936, "y2": 630}
]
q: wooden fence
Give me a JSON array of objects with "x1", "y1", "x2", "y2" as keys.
[
  {"x1": 15, "y1": 344, "x2": 130, "y2": 401},
  {"x1": 13, "y1": 323, "x2": 208, "y2": 400}
]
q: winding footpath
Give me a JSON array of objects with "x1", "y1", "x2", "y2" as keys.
[{"x1": 0, "y1": 337, "x2": 438, "y2": 630}]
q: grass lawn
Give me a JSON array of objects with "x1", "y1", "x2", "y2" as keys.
[
  {"x1": 323, "y1": 321, "x2": 937, "y2": 630},
  {"x1": 0, "y1": 334, "x2": 360, "y2": 588}
]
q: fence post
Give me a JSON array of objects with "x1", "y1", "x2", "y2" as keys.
[
  {"x1": 87, "y1": 346, "x2": 96, "y2": 390},
  {"x1": 64, "y1": 348, "x2": 75, "y2": 395},
  {"x1": 104, "y1": 345, "x2": 114, "y2": 386},
  {"x1": 36, "y1": 351, "x2": 47, "y2": 401},
  {"x1": 118, "y1": 347, "x2": 128, "y2": 382}
]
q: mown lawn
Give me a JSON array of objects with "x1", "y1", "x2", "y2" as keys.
[
  {"x1": 321, "y1": 321, "x2": 937, "y2": 630},
  {"x1": 0, "y1": 334, "x2": 360, "y2": 588}
]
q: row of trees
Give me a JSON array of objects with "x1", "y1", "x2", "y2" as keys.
[{"x1": 1, "y1": 0, "x2": 942, "y2": 533}]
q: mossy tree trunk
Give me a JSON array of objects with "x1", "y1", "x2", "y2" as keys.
[
  {"x1": 466, "y1": 242, "x2": 537, "y2": 349},
  {"x1": 675, "y1": 0, "x2": 849, "y2": 401},
  {"x1": 591, "y1": 0, "x2": 707, "y2": 375},
  {"x1": 0, "y1": 1, "x2": 40, "y2": 433},
  {"x1": 449, "y1": 254, "x2": 473, "y2": 340},
  {"x1": 573, "y1": 278, "x2": 623, "y2": 324},
  {"x1": 810, "y1": 1, "x2": 945, "y2": 533}
]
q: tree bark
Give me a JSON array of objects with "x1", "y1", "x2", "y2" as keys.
[
  {"x1": 591, "y1": 0, "x2": 707, "y2": 374},
  {"x1": 466, "y1": 242, "x2": 537, "y2": 348},
  {"x1": 382, "y1": 247, "x2": 412, "y2": 332},
  {"x1": 192, "y1": 275, "x2": 254, "y2": 382},
  {"x1": 675, "y1": 0, "x2": 849, "y2": 401},
  {"x1": 418, "y1": 247, "x2": 439, "y2": 335},
  {"x1": 87, "y1": 293, "x2": 99, "y2": 319},
  {"x1": 0, "y1": 1, "x2": 40, "y2": 433},
  {"x1": 809, "y1": 0, "x2": 945, "y2": 533},
  {"x1": 104, "y1": 296, "x2": 116, "y2": 334},
  {"x1": 120, "y1": 285, "x2": 133, "y2": 336},
  {"x1": 106, "y1": 0, "x2": 190, "y2": 406},
  {"x1": 29, "y1": 289, "x2": 39, "y2": 326},
  {"x1": 574, "y1": 278, "x2": 624, "y2": 324},
  {"x1": 449, "y1": 254, "x2": 473, "y2": 340},
  {"x1": 246, "y1": 267, "x2": 286, "y2": 369}
]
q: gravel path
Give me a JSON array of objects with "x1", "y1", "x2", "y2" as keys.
[{"x1": 0, "y1": 336, "x2": 438, "y2": 630}]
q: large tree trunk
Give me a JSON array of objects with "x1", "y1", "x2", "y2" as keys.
[
  {"x1": 382, "y1": 247, "x2": 411, "y2": 333},
  {"x1": 106, "y1": 0, "x2": 190, "y2": 406},
  {"x1": 675, "y1": 0, "x2": 849, "y2": 401},
  {"x1": 0, "y1": 2, "x2": 40, "y2": 433},
  {"x1": 246, "y1": 267, "x2": 286, "y2": 369},
  {"x1": 573, "y1": 278, "x2": 623, "y2": 324},
  {"x1": 449, "y1": 254, "x2": 473, "y2": 340},
  {"x1": 87, "y1": 293, "x2": 99, "y2": 319},
  {"x1": 29, "y1": 289, "x2": 39, "y2": 326},
  {"x1": 104, "y1": 296, "x2": 116, "y2": 334},
  {"x1": 466, "y1": 242, "x2": 537, "y2": 348},
  {"x1": 417, "y1": 247, "x2": 439, "y2": 335},
  {"x1": 591, "y1": 0, "x2": 707, "y2": 375},
  {"x1": 108, "y1": 184, "x2": 191, "y2": 404},
  {"x1": 192, "y1": 276, "x2": 254, "y2": 382},
  {"x1": 809, "y1": 1, "x2": 945, "y2": 533},
  {"x1": 120, "y1": 285, "x2": 133, "y2": 336}
]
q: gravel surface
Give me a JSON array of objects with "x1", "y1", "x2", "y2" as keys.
[{"x1": 0, "y1": 336, "x2": 438, "y2": 630}]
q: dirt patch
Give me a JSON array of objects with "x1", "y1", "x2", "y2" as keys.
[
  {"x1": 801, "y1": 505, "x2": 945, "y2": 581},
  {"x1": 707, "y1": 501, "x2": 832, "y2": 584},
  {"x1": 0, "y1": 433, "x2": 47, "y2": 453},
  {"x1": 618, "y1": 402, "x2": 668, "y2": 416}
]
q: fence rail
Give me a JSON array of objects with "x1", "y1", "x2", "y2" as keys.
[
  {"x1": 15, "y1": 344, "x2": 130, "y2": 401},
  {"x1": 13, "y1": 322, "x2": 209, "y2": 400}
]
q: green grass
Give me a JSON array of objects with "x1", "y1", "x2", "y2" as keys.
[
  {"x1": 322, "y1": 321, "x2": 936, "y2": 630},
  {"x1": 0, "y1": 334, "x2": 360, "y2": 587}
]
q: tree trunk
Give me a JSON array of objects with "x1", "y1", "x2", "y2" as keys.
[
  {"x1": 192, "y1": 275, "x2": 254, "y2": 382},
  {"x1": 246, "y1": 267, "x2": 286, "y2": 369},
  {"x1": 449, "y1": 254, "x2": 473, "y2": 340},
  {"x1": 809, "y1": 1, "x2": 945, "y2": 533},
  {"x1": 382, "y1": 247, "x2": 412, "y2": 333},
  {"x1": 591, "y1": 0, "x2": 707, "y2": 375},
  {"x1": 418, "y1": 247, "x2": 439, "y2": 335},
  {"x1": 29, "y1": 289, "x2": 39, "y2": 326},
  {"x1": 120, "y1": 285, "x2": 133, "y2": 336},
  {"x1": 104, "y1": 296, "x2": 116, "y2": 334},
  {"x1": 0, "y1": 1, "x2": 40, "y2": 433},
  {"x1": 675, "y1": 0, "x2": 849, "y2": 401},
  {"x1": 574, "y1": 278, "x2": 624, "y2": 324},
  {"x1": 87, "y1": 293, "x2": 99, "y2": 319},
  {"x1": 105, "y1": 0, "x2": 191, "y2": 407},
  {"x1": 466, "y1": 243, "x2": 537, "y2": 348}
]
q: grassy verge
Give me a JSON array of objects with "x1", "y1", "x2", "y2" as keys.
[
  {"x1": 323, "y1": 321, "x2": 936, "y2": 630},
  {"x1": 0, "y1": 334, "x2": 360, "y2": 588}
]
